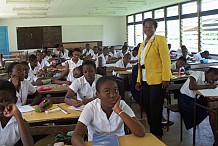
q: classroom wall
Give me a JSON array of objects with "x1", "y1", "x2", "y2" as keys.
[{"x1": 0, "y1": 16, "x2": 126, "y2": 52}]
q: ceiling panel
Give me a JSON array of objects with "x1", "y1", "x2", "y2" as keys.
[{"x1": 0, "y1": 0, "x2": 190, "y2": 19}]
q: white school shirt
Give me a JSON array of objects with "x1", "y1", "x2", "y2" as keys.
[
  {"x1": 82, "y1": 49, "x2": 95, "y2": 57},
  {"x1": 113, "y1": 59, "x2": 132, "y2": 78},
  {"x1": 53, "y1": 48, "x2": 60, "y2": 56},
  {"x1": 0, "y1": 116, "x2": 20, "y2": 146},
  {"x1": 66, "y1": 59, "x2": 83, "y2": 82},
  {"x1": 116, "y1": 50, "x2": 129, "y2": 59},
  {"x1": 170, "y1": 62, "x2": 185, "y2": 71},
  {"x1": 180, "y1": 71, "x2": 208, "y2": 98},
  {"x1": 28, "y1": 63, "x2": 41, "y2": 75},
  {"x1": 27, "y1": 71, "x2": 38, "y2": 83},
  {"x1": 9, "y1": 79, "x2": 36, "y2": 106},
  {"x1": 38, "y1": 58, "x2": 50, "y2": 69},
  {"x1": 176, "y1": 48, "x2": 192, "y2": 57},
  {"x1": 140, "y1": 34, "x2": 155, "y2": 81},
  {"x1": 79, "y1": 98, "x2": 135, "y2": 141},
  {"x1": 108, "y1": 51, "x2": 118, "y2": 58},
  {"x1": 69, "y1": 74, "x2": 102, "y2": 101},
  {"x1": 96, "y1": 54, "x2": 106, "y2": 68},
  {"x1": 60, "y1": 49, "x2": 69, "y2": 59},
  {"x1": 193, "y1": 52, "x2": 203, "y2": 62},
  {"x1": 131, "y1": 55, "x2": 138, "y2": 61},
  {"x1": 0, "y1": 58, "x2": 5, "y2": 67},
  {"x1": 44, "y1": 55, "x2": 52, "y2": 61}
]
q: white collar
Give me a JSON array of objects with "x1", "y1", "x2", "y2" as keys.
[{"x1": 144, "y1": 33, "x2": 156, "y2": 44}]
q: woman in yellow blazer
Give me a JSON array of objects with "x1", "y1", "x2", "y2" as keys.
[{"x1": 135, "y1": 18, "x2": 172, "y2": 139}]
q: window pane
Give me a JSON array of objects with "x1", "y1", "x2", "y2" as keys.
[
  {"x1": 128, "y1": 25, "x2": 134, "y2": 46},
  {"x1": 202, "y1": 0, "x2": 218, "y2": 11},
  {"x1": 154, "y1": 9, "x2": 164, "y2": 19},
  {"x1": 182, "y1": 2, "x2": 197, "y2": 15},
  {"x1": 167, "y1": 5, "x2": 178, "y2": 17},
  {"x1": 135, "y1": 24, "x2": 143, "y2": 45},
  {"x1": 202, "y1": 14, "x2": 218, "y2": 54},
  {"x1": 144, "y1": 11, "x2": 152, "y2": 19},
  {"x1": 156, "y1": 21, "x2": 165, "y2": 36},
  {"x1": 167, "y1": 20, "x2": 180, "y2": 50},
  {"x1": 135, "y1": 13, "x2": 142, "y2": 22},
  {"x1": 128, "y1": 15, "x2": 134, "y2": 23},
  {"x1": 181, "y1": 17, "x2": 198, "y2": 53}
]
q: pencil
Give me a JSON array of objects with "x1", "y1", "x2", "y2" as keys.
[{"x1": 57, "y1": 105, "x2": 69, "y2": 114}]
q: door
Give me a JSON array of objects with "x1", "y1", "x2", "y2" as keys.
[{"x1": 0, "y1": 26, "x2": 9, "y2": 55}]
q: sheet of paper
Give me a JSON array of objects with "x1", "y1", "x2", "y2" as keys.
[
  {"x1": 198, "y1": 87, "x2": 218, "y2": 97},
  {"x1": 18, "y1": 105, "x2": 35, "y2": 113},
  {"x1": 68, "y1": 105, "x2": 85, "y2": 111}
]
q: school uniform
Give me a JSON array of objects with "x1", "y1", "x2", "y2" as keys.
[
  {"x1": 109, "y1": 50, "x2": 118, "y2": 58},
  {"x1": 78, "y1": 98, "x2": 135, "y2": 141},
  {"x1": 193, "y1": 52, "x2": 203, "y2": 62},
  {"x1": 96, "y1": 54, "x2": 106, "y2": 68},
  {"x1": 178, "y1": 71, "x2": 208, "y2": 129},
  {"x1": 114, "y1": 59, "x2": 132, "y2": 78},
  {"x1": 82, "y1": 49, "x2": 95, "y2": 57},
  {"x1": 0, "y1": 58, "x2": 5, "y2": 67},
  {"x1": 27, "y1": 71, "x2": 38, "y2": 83},
  {"x1": 60, "y1": 49, "x2": 69, "y2": 59},
  {"x1": 53, "y1": 48, "x2": 60, "y2": 56},
  {"x1": 69, "y1": 74, "x2": 102, "y2": 101},
  {"x1": 9, "y1": 79, "x2": 36, "y2": 106},
  {"x1": 28, "y1": 63, "x2": 41, "y2": 75},
  {"x1": 66, "y1": 59, "x2": 83, "y2": 82},
  {"x1": 131, "y1": 55, "x2": 138, "y2": 61},
  {"x1": 116, "y1": 50, "x2": 129, "y2": 58},
  {"x1": 38, "y1": 58, "x2": 50, "y2": 69},
  {"x1": 44, "y1": 55, "x2": 52, "y2": 61},
  {"x1": 0, "y1": 116, "x2": 20, "y2": 146}
]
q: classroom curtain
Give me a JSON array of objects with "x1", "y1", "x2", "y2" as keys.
[{"x1": 0, "y1": 26, "x2": 9, "y2": 55}]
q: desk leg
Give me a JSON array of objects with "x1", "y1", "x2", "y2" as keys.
[{"x1": 193, "y1": 94, "x2": 197, "y2": 145}]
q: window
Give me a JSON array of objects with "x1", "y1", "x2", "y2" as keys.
[
  {"x1": 127, "y1": 25, "x2": 134, "y2": 46},
  {"x1": 181, "y1": 17, "x2": 198, "y2": 53},
  {"x1": 167, "y1": 20, "x2": 180, "y2": 50},
  {"x1": 167, "y1": 5, "x2": 178, "y2": 17},
  {"x1": 144, "y1": 11, "x2": 152, "y2": 19},
  {"x1": 201, "y1": 14, "x2": 218, "y2": 54},
  {"x1": 156, "y1": 21, "x2": 165, "y2": 36},
  {"x1": 135, "y1": 13, "x2": 142, "y2": 22},
  {"x1": 135, "y1": 24, "x2": 143, "y2": 45},
  {"x1": 182, "y1": 1, "x2": 197, "y2": 15},
  {"x1": 202, "y1": 0, "x2": 217, "y2": 11},
  {"x1": 154, "y1": 9, "x2": 164, "y2": 19},
  {"x1": 128, "y1": 15, "x2": 134, "y2": 23}
]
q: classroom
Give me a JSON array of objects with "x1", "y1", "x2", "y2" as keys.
[{"x1": 0, "y1": 0, "x2": 218, "y2": 146}]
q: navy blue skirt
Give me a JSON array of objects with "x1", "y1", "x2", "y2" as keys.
[{"x1": 178, "y1": 94, "x2": 208, "y2": 130}]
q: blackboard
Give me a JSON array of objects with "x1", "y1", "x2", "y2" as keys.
[{"x1": 17, "y1": 26, "x2": 62, "y2": 50}]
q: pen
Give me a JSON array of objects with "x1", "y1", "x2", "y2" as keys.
[{"x1": 57, "y1": 105, "x2": 69, "y2": 114}]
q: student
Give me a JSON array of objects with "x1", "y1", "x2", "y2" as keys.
[
  {"x1": 108, "y1": 46, "x2": 118, "y2": 59},
  {"x1": 71, "y1": 76, "x2": 145, "y2": 145},
  {"x1": 96, "y1": 48, "x2": 106, "y2": 68},
  {"x1": 61, "y1": 50, "x2": 74, "y2": 67},
  {"x1": 178, "y1": 68, "x2": 218, "y2": 144},
  {"x1": 55, "y1": 48, "x2": 83, "y2": 85},
  {"x1": 36, "y1": 51, "x2": 50, "y2": 69},
  {"x1": 92, "y1": 46, "x2": 98, "y2": 61},
  {"x1": 113, "y1": 53, "x2": 132, "y2": 79},
  {"x1": 176, "y1": 45, "x2": 192, "y2": 57},
  {"x1": 0, "y1": 80, "x2": 34, "y2": 146},
  {"x1": 103, "y1": 46, "x2": 110, "y2": 63},
  {"x1": 116, "y1": 45, "x2": 129, "y2": 59},
  {"x1": 64, "y1": 60, "x2": 101, "y2": 107},
  {"x1": 20, "y1": 61, "x2": 43, "y2": 86},
  {"x1": 0, "y1": 54, "x2": 5, "y2": 67},
  {"x1": 177, "y1": 45, "x2": 192, "y2": 60},
  {"x1": 193, "y1": 50, "x2": 209, "y2": 62},
  {"x1": 28, "y1": 54, "x2": 43, "y2": 77},
  {"x1": 82, "y1": 44, "x2": 95, "y2": 60},
  {"x1": 130, "y1": 47, "x2": 138, "y2": 62},
  {"x1": 7, "y1": 62, "x2": 42, "y2": 106},
  {"x1": 53, "y1": 44, "x2": 61, "y2": 57},
  {"x1": 59, "y1": 46, "x2": 69, "y2": 60},
  {"x1": 171, "y1": 56, "x2": 187, "y2": 72},
  {"x1": 42, "y1": 50, "x2": 52, "y2": 62}
]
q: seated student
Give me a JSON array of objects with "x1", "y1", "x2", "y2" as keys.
[
  {"x1": 42, "y1": 50, "x2": 52, "y2": 62},
  {"x1": 0, "y1": 54, "x2": 5, "y2": 67},
  {"x1": 193, "y1": 50, "x2": 209, "y2": 62},
  {"x1": 171, "y1": 56, "x2": 187, "y2": 72},
  {"x1": 0, "y1": 80, "x2": 34, "y2": 146},
  {"x1": 54, "y1": 66, "x2": 82, "y2": 85},
  {"x1": 176, "y1": 45, "x2": 193, "y2": 57},
  {"x1": 116, "y1": 45, "x2": 129, "y2": 59},
  {"x1": 176, "y1": 45, "x2": 192, "y2": 60},
  {"x1": 178, "y1": 68, "x2": 218, "y2": 144},
  {"x1": 61, "y1": 50, "x2": 74, "y2": 67},
  {"x1": 130, "y1": 47, "x2": 138, "y2": 63},
  {"x1": 103, "y1": 46, "x2": 110, "y2": 63},
  {"x1": 59, "y1": 46, "x2": 69, "y2": 60},
  {"x1": 55, "y1": 48, "x2": 83, "y2": 85},
  {"x1": 53, "y1": 44, "x2": 61, "y2": 57},
  {"x1": 92, "y1": 46, "x2": 98, "y2": 61},
  {"x1": 82, "y1": 43, "x2": 95, "y2": 60},
  {"x1": 113, "y1": 53, "x2": 132, "y2": 79},
  {"x1": 7, "y1": 62, "x2": 42, "y2": 106},
  {"x1": 64, "y1": 60, "x2": 102, "y2": 107},
  {"x1": 108, "y1": 46, "x2": 118, "y2": 59},
  {"x1": 96, "y1": 48, "x2": 106, "y2": 68},
  {"x1": 36, "y1": 51, "x2": 50, "y2": 70},
  {"x1": 20, "y1": 61, "x2": 43, "y2": 86},
  {"x1": 28, "y1": 54, "x2": 44, "y2": 77},
  {"x1": 71, "y1": 76, "x2": 145, "y2": 145}
]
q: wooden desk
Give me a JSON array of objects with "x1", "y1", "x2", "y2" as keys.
[
  {"x1": 171, "y1": 74, "x2": 189, "y2": 81},
  {"x1": 115, "y1": 70, "x2": 132, "y2": 75},
  {"x1": 37, "y1": 84, "x2": 68, "y2": 94},
  {"x1": 22, "y1": 103, "x2": 81, "y2": 123},
  {"x1": 66, "y1": 133, "x2": 166, "y2": 146},
  {"x1": 187, "y1": 59, "x2": 218, "y2": 69}
]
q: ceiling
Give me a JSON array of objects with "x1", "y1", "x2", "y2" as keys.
[{"x1": 0, "y1": 0, "x2": 189, "y2": 19}]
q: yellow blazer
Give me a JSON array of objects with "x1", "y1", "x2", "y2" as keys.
[{"x1": 137, "y1": 35, "x2": 172, "y2": 85}]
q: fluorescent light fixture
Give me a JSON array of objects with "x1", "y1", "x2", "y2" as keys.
[
  {"x1": 17, "y1": 12, "x2": 47, "y2": 15},
  {"x1": 95, "y1": 7, "x2": 127, "y2": 11},
  {"x1": 6, "y1": 0, "x2": 52, "y2": 3},
  {"x1": 89, "y1": 11, "x2": 115, "y2": 15},
  {"x1": 109, "y1": 0, "x2": 146, "y2": 5},
  {"x1": 13, "y1": 7, "x2": 48, "y2": 11}
]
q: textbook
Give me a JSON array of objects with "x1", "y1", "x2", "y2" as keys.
[{"x1": 92, "y1": 133, "x2": 119, "y2": 146}]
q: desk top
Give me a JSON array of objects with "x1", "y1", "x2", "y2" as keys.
[
  {"x1": 65, "y1": 133, "x2": 166, "y2": 146},
  {"x1": 22, "y1": 103, "x2": 81, "y2": 123},
  {"x1": 37, "y1": 84, "x2": 68, "y2": 94},
  {"x1": 115, "y1": 70, "x2": 132, "y2": 75}
]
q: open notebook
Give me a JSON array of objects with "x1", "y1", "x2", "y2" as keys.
[
  {"x1": 92, "y1": 133, "x2": 119, "y2": 146},
  {"x1": 198, "y1": 87, "x2": 218, "y2": 97}
]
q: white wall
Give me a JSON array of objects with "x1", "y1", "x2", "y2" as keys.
[{"x1": 0, "y1": 16, "x2": 126, "y2": 51}]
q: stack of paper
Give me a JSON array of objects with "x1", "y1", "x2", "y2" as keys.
[{"x1": 198, "y1": 87, "x2": 218, "y2": 97}]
